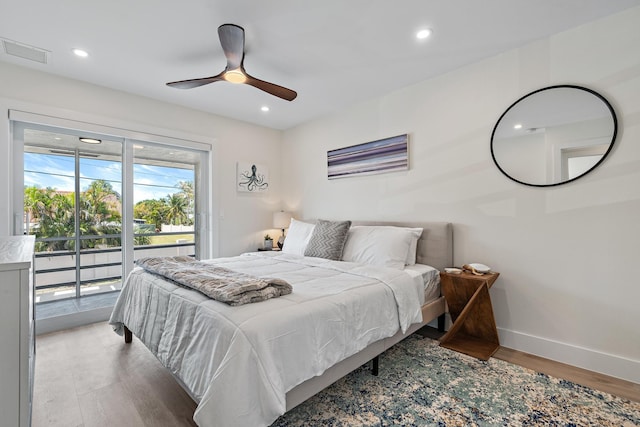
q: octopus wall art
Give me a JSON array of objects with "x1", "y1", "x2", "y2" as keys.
[{"x1": 237, "y1": 162, "x2": 269, "y2": 192}]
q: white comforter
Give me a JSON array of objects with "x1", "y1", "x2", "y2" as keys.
[{"x1": 109, "y1": 252, "x2": 424, "y2": 427}]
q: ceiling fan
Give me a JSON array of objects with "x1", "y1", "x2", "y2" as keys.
[{"x1": 166, "y1": 24, "x2": 297, "y2": 101}]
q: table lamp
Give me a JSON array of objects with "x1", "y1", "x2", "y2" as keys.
[{"x1": 273, "y1": 211, "x2": 292, "y2": 249}]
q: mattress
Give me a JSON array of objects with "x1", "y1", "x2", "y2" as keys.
[
  {"x1": 403, "y1": 263, "x2": 441, "y2": 304},
  {"x1": 109, "y1": 252, "x2": 426, "y2": 427}
]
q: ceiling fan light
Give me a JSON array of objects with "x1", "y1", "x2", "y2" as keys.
[{"x1": 224, "y1": 69, "x2": 247, "y2": 84}]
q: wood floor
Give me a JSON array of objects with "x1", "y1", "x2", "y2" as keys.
[
  {"x1": 32, "y1": 322, "x2": 639, "y2": 427},
  {"x1": 33, "y1": 322, "x2": 197, "y2": 427}
]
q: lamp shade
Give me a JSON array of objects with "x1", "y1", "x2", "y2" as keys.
[{"x1": 273, "y1": 211, "x2": 292, "y2": 229}]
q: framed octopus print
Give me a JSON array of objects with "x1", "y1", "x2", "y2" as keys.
[{"x1": 237, "y1": 162, "x2": 269, "y2": 192}]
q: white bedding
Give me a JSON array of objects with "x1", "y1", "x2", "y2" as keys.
[
  {"x1": 403, "y1": 263, "x2": 440, "y2": 303},
  {"x1": 109, "y1": 252, "x2": 426, "y2": 427}
]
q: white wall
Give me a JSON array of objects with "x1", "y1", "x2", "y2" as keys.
[
  {"x1": 0, "y1": 61, "x2": 284, "y2": 257},
  {"x1": 282, "y1": 7, "x2": 640, "y2": 383}
]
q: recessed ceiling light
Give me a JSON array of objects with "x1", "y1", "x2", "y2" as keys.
[
  {"x1": 513, "y1": 124, "x2": 523, "y2": 130},
  {"x1": 72, "y1": 48, "x2": 89, "y2": 58},
  {"x1": 416, "y1": 29, "x2": 432, "y2": 40},
  {"x1": 79, "y1": 137, "x2": 101, "y2": 144},
  {"x1": 54, "y1": 137, "x2": 61, "y2": 140},
  {"x1": 261, "y1": 106, "x2": 270, "y2": 112}
]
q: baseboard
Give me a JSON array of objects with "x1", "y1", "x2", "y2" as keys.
[
  {"x1": 498, "y1": 327, "x2": 640, "y2": 384},
  {"x1": 35, "y1": 306, "x2": 113, "y2": 335}
]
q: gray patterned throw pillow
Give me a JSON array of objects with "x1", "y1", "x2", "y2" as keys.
[{"x1": 304, "y1": 219, "x2": 352, "y2": 260}]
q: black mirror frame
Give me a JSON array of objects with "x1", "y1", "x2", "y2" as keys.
[{"x1": 490, "y1": 84, "x2": 618, "y2": 187}]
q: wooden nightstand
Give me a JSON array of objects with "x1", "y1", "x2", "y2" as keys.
[{"x1": 439, "y1": 270, "x2": 500, "y2": 360}]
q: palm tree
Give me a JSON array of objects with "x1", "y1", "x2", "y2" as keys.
[
  {"x1": 24, "y1": 186, "x2": 50, "y2": 233},
  {"x1": 177, "y1": 180, "x2": 193, "y2": 199},
  {"x1": 81, "y1": 180, "x2": 121, "y2": 225},
  {"x1": 77, "y1": 180, "x2": 122, "y2": 248},
  {"x1": 177, "y1": 180, "x2": 194, "y2": 225},
  {"x1": 24, "y1": 186, "x2": 75, "y2": 251},
  {"x1": 164, "y1": 193, "x2": 188, "y2": 225}
]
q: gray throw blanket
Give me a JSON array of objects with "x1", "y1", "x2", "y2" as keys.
[{"x1": 135, "y1": 256, "x2": 292, "y2": 306}]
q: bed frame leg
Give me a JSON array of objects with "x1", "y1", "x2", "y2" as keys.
[
  {"x1": 371, "y1": 356, "x2": 379, "y2": 376},
  {"x1": 437, "y1": 313, "x2": 446, "y2": 332},
  {"x1": 124, "y1": 326, "x2": 132, "y2": 344}
]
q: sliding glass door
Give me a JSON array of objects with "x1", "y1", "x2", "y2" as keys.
[
  {"x1": 132, "y1": 141, "x2": 200, "y2": 262},
  {"x1": 22, "y1": 127, "x2": 124, "y2": 302},
  {"x1": 14, "y1": 120, "x2": 209, "y2": 305},
  {"x1": 78, "y1": 139, "x2": 123, "y2": 297}
]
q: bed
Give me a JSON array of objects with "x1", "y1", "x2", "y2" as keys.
[{"x1": 109, "y1": 220, "x2": 453, "y2": 427}]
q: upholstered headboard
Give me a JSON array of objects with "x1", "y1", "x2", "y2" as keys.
[{"x1": 352, "y1": 221, "x2": 453, "y2": 271}]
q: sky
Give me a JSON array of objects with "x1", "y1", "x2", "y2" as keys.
[{"x1": 24, "y1": 152, "x2": 194, "y2": 204}]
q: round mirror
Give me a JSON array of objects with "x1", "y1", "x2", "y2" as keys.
[{"x1": 491, "y1": 85, "x2": 617, "y2": 187}]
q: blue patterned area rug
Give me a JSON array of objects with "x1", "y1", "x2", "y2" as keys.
[{"x1": 272, "y1": 334, "x2": 640, "y2": 426}]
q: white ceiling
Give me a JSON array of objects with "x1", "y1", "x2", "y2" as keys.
[{"x1": 1, "y1": 0, "x2": 638, "y2": 130}]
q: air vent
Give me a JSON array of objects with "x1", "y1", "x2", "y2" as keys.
[{"x1": 1, "y1": 38, "x2": 48, "y2": 64}]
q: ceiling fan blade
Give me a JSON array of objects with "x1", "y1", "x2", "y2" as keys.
[
  {"x1": 244, "y1": 73, "x2": 298, "y2": 101},
  {"x1": 167, "y1": 24, "x2": 297, "y2": 101},
  {"x1": 218, "y1": 24, "x2": 245, "y2": 70},
  {"x1": 166, "y1": 72, "x2": 225, "y2": 89}
]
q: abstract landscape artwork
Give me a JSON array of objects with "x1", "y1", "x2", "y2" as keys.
[{"x1": 327, "y1": 134, "x2": 408, "y2": 179}]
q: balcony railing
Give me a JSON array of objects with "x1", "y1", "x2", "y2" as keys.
[{"x1": 34, "y1": 232, "x2": 195, "y2": 303}]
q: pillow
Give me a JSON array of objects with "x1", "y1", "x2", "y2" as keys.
[
  {"x1": 341, "y1": 226, "x2": 423, "y2": 269},
  {"x1": 282, "y1": 219, "x2": 315, "y2": 256},
  {"x1": 404, "y1": 227, "x2": 424, "y2": 265},
  {"x1": 304, "y1": 219, "x2": 352, "y2": 260}
]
